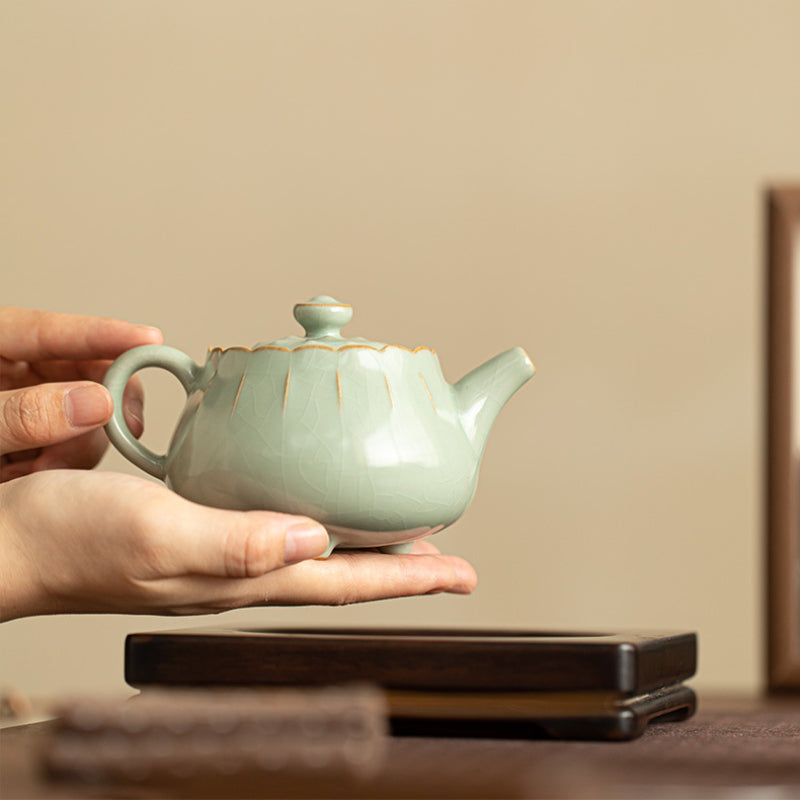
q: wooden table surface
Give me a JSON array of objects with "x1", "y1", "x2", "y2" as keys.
[{"x1": 2, "y1": 694, "x2": 799, "y2": 799}]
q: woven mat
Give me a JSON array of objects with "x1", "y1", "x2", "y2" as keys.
[{"x1": 3, "y1": 702, "x2": 800, "y2": 798}]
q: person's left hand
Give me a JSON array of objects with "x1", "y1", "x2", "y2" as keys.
[{"x1": 0, "y1": 308, "x2": 163, "y2": 481}]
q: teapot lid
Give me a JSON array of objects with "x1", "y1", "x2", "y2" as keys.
[{"x1": 253, "y1": 295, "x2": 433, "y2": 354}]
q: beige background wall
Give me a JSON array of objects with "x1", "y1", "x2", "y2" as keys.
[{"x1": 2, "y1": 0, "x2": 800, "y2": 695}]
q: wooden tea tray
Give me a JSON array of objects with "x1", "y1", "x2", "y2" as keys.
[{"x1": 125, "y1": 627, "x2": 697, "y2": 740}]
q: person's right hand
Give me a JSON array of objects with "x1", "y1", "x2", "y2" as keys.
[
  {"x1": 0, "y1": 307, "x2": 162, "y2": 481},
  {"x1": 0, "y1": 469, "x2": 477, "y2": 621}
]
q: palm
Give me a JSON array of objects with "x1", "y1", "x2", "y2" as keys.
[{"x1": 2, "y1": 469, "x2": 475, "y2": 618}]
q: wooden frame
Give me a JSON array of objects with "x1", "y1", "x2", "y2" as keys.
[
  {"x1": 767, "y1": 185, "x2": 800, "y2": 690},
  {"x1": 124, "y1": 627, "x2": 698, "y2": 740}
]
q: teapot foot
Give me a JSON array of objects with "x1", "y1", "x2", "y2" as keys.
[
  {"x1": 317, "y1": 524, "x2": 445, "y2": 556},
  {"x1": 379, "y1": 542, "x2": 415, "y2": 555},
  {"x1": 315, "y1": 539, "x2": 415, "y2": 558},
  {"x1": 315, "y1": 537, "x2": 339, "y2": 560}
]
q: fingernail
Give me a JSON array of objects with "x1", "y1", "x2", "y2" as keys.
[
  {"x1": 448, "y1": 561, "x2": 477, "y2": 595},
  {"x1": 135, "y1": 325, "x2": 163, "y2": 341},
  {"x1": 64, "y1": 385, "x2": 112, "y2": 428},
  {"x1": 283, "y1": 521, "x2": 329, "y2": 565}
]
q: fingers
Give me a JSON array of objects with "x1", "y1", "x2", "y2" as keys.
[
  {"x1": 1, "y1": 358, "x2": 145, "y2": 439},
  {"x1": 130, "y1": 490, "x2": 476, "y2": 609},
  {"x1": 0, "y1": 455, "x2": 39, "y2": 482},
  {"x1": 2, "y1": 358, "x2": 123, "y2": 388},
  {"x1": 147, "y1": 498, "x2": 331, "y2": 580},
  {"x1": 134, "y1": 492, "x2": 476, "y2": 605},
  {"x1": 147, "y1": 550, "x2": 477, "y2": 614},
  {"x1": 261, "y1": 550, "x2": 479, "y2": 605},
  {"x1": 0, "y1": 429, "x2": 108, "y2": 480},
  {"x1": 31, "y1": 429, "x2": 110, "y2": 471},
  {"x1": 0, "y1": 382, "x2": 112, "y2": 455},
  {"x1": 0, "y1": 307, "x2": 162, "y2": 363},
  {"x1": 121, "y1": 376, "x2": 144, "y2": 437},
  {"x1": 0, "y1": 357, "x2": 32, "y2": 391},
  {"x1": 0, "y1": 382, "x2": 142, "y2": 480}
]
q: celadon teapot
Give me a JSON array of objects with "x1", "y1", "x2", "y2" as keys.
[{"x1": 103, "y1": 296, "x2": 535, "y2": 556}]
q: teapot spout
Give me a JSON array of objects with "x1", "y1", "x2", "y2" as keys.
[{"x1": 454, "y1": 347, "x2": 535, "y2": 454}]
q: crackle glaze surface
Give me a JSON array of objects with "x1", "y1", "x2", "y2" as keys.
[
  {"x1": 167, "y1": 345, "x2": 480, "y2": 539},
  {"x1": 103, "y1": 296, "x2": 534, "y2": 550}
]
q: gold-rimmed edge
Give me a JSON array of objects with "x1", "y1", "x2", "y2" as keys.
[
  {"x1": 208, "y1": 344, "x2": 436, "y2": 355},
  {"x1": 294, "y1": 302, "x2": 353, "y2": 308}
]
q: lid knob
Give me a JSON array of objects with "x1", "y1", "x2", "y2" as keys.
[{"x1": 294, "y1": 296, "x2": 353, "y2": 339}]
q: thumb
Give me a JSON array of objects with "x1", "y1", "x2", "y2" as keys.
[
  {"x1": 163, "y1": 499, "x2": 331, "y2": 578},
  {"x1": 0, "y1": 382, "x2": 113, "y2": 455}
]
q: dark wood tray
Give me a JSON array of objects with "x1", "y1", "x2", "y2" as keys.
[
  {"x1": 388, "y1": 683, "x2": 696, "y2": 740},
  {"x1": 126, "y1": 627, "x2": 697, "y2": 694},
  {"x1": 125, "y1": 627, "x2": 697, "y2": 741}
]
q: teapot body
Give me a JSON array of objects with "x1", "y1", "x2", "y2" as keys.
[
  {"x1": 102, "y1": 295, "x2": 534, "y2": 553},
  {"x1": 164, "y1": 345, "x2": 479, "y2": 547}
]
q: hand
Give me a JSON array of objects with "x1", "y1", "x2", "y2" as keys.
[
  {"x1": 0, "y1": 470, "x2": 477, "y2": 620},
  {"x1": 0, "y1": 307, "x2": 163, "y2": 481}
]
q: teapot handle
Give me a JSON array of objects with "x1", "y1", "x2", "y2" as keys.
[{"x1": 103, "y1": 345, "x2": 200, "y2": 479}]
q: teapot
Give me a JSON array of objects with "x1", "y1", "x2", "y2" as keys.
[{"x1": 103, "y1": 296, "x2": 535, "y2": 556}]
